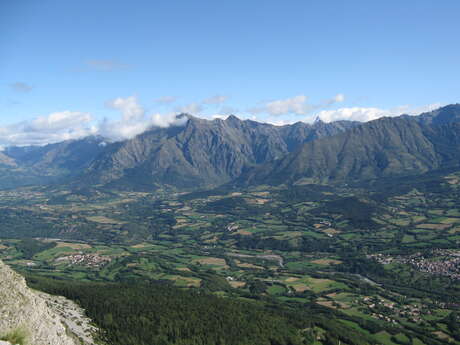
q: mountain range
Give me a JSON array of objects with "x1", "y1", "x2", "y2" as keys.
[
  {"x1": 237, "y1": 107, "x2": 460, "y2": 186},
  {"x1": 1, "y1": 104, "x2": 460, "y2": 190}
]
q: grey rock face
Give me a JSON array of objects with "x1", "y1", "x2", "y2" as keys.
[
  {"x1": 236, "y1": 106, "x2": 460, "y2": 186},
  {"x1": 0, "y1": 260, "x2": 94, "y2": 345},
  {"x1": 81, "y1": 115, "x2": 358, "y2": 189}
]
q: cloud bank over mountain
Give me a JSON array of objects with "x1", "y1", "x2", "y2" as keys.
[
  {"x1": 0, "y1": 111, "x2": 97, "y2": 147},
  {"x1": 100, "y1": 96, "x2": 188, "y2": 141},
  {"x1": 315, "y1": 103, "x2": 442, "y2": 123},
  {"x1": 0, "y1": 96, "x2": 188, "y2": 147},
  {"x1": 0, "y1": 94, "x2": 443, "y2": 147}
]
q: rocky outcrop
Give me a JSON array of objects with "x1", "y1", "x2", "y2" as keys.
[
  {"x1": 0, "y1": 260, "x2": 96, "y2": 345},
  {"x1": 0, "y1": 341, "x2": 14, "y2": 345}
]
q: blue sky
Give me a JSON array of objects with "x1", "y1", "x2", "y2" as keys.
[{"x1": 1, "y1": 0, "x2": 460, "y2": 145}]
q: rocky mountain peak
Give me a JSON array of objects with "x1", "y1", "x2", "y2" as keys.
[
  {"x1": 313, "y1": 116, "x2": 324, "y2": 124},
  {"x1": 225, "y1": 114, "x2": 242, "y2": 124}
]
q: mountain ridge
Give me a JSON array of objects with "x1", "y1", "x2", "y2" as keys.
[
  {"x1": 0, "y1": 136, "x2": 108, "y2": 189},
  {"x1": 235, "y1": 106, "x2": 460, "y2": 186},
  {"x1": 1, "y1": 105, "x2": 460, "y2": 191},
  {"x1": 77, "y1": 115, "x2": 359, "y2": 190}
]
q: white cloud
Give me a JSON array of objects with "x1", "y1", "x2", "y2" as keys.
[
  {"x1": 106, "y1": 96, "x2": 144, "y2": 121},
  {"x1": 0, "y1": 93, "x2": 442, "y2": 147},
  {"x1": 262, "y1": 117, "x2": 292, "y2": 126},
  {"x1": 315, "y1": 107, "x2": 388, "y2": 122},
  {"x1": 391, "y1": 103, "x2": 442, "y2": 116},
  {"x1": 167, "y1": 95, "x2": 229, "y2": 116},
  {"x1": 29, "y1": 111, "x2": 93, "y2": 131},
  {"x1": 333, "y1": 93, "x2": 345, "y2": 103},
  {"x1": 251, "y1": 93, "x2": 345, "y2": 116},
  {"x1": 98, "y1": 117, "x2": 150, "y2": 141},
  {"x1": 0, "y1": 111, "x2": 96, "y2": 146},
  {"x1": 150, "y1": 113, "x2": 189, "y2": 128},
  {"x1": 265, "y1": 95, "x2": 310, "y2": 116},
  {"x1": 314, "y1": 103, "x2": 442, "y2": 123},
  {"x1": 101, "y1": 96, "x2": 188, "y2": 141},
  {"x1": 211, "y1": 114, "x2": 229, "y2": 120},
  {"x1": 0, "y1": 96, "x2": 191, "y2": 146},
  {"x1": 202, "y1": 95, "x2": 228, "y2": 105},
  {"x1": 10, "y1": 82, "x2": 33, "y2": 93}
]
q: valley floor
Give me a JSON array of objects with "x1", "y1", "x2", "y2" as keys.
[{"x1": 1, "y1": 169, "x2": 460, "y2": 344}]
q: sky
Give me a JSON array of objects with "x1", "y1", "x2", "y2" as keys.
[{"x1": 1, "y1": 0, "x2": 460, "y2": 146}]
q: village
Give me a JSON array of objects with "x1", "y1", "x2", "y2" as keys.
[
  {"x1": 369, "y1": 250, "x2": 460, "y2": 280},
  {"x1": 360, "y1": 296, "x2": 427, "y2": 324},
  {"x1": 55, "y1": 253, "x2": 111, "y2": 268}
]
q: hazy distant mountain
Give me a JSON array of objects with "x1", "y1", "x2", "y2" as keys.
[
  {"x1": 5, "y1": 135, "x2": 107, "y2": 174},
  {"x1": 0, "y1": 136, "x2": 107, "y2": 188},
  {"x1": 79, "y1": 115, "x2": 359, "y2": 190},
  {"x1": 236, "y1": 105, "x2": 460, "y2": 186},
  {"x1": 0, "y1": 151, "x2": 17, "y2": 167}
]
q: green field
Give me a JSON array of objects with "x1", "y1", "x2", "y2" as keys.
[{"x1": 1, "y1": 171, "x2": 460, "y2": 344}]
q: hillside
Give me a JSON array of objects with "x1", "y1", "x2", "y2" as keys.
[
  {"x1": 0, "y1": 260, "x2": 97, "y2": 345},
  {"x1": 0, "y1": 136, "x2": 107, "y2": 189},
  {"x1": 5, "y1": 135, "x2": 107, "y2": 173},
  {"x1": 1, "y1": 105, "x2": 460, "y2": 191},
  {"x1": 78, "y1": 115, "x2": 358, "y2": 190},
  {"x1": 236, "y1": 105, "x2": 460, "y2": 186}
]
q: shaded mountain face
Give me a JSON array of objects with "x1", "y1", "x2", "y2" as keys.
[
  {"x1": 79, "y1": 115, "x2": 359, "y2": 190},
  {"x1": 278, "y1": 119, "x2": 358, "y2": 151},
  {"x1": 0, "y1": 136, "x2": 107, "y2": 188},
  {"x1": 0, "y1": 152, "x2": 16, "y2": 167},
  {"x1": 236, "y1": 105, "x2": 460, "y2": 187},
  {"x1": 3, "y1": 104, "x2": 460, "y2": 191},
  {"x1": 6, "y1": 135, "x2": 107, "y2": 173},
  {"x1": 416, "y1": 103, "x2": 460, "y2": 125}
]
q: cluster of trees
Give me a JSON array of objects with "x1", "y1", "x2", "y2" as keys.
[
  {"x1": 235, "y1": 234, "x2": 335, "y2": 253},
  {"x1": 276, "y1": 185, "x2": 334, "y2": 203},
  {"x1": 311, "y1": 197, "x2": 379, "y2": 230},
  {"x1": 367, "y1": 167, "x2": 454, "y2": 201},
  {"x1": 26, "y1": 275, "x2": 394, "y2": 345},
  {"x1": 0, "y1": 208, "x2": 56, "y2": 238},
  {"x1": 337, "y1": 255, "x2": 387, "y2": 277},
  {"x1": 338, "y1": 254, "x2": 460, "y2": 304},
  {"x1": 199, "y1": 196, "x2": 269, "y2": 217},
  {"x1": 27, "y1": 276, "x2": 307, "y2": 345},
  {"x1": 15, "y1": 239, "x2": 55, "y2": 259}
]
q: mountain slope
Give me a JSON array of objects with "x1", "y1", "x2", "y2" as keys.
[
  {"x1": 0, "y1": 260, "x2": 96, "y2": 345},
  {"x1": 278, "y1": 119, "x2": 357, "y2": 151},
  {"x1": 5, "y1": 136, "x2": 107, "y2": 174},
  {"x1": 0, "y1": 136, "x2": 108, "y2": 189},
  {"x1": 416, "y1": 103, "x2": 460, "y2": 125},
  {"x1": 0, "y1": 152, "x2": 16, "y2": 167},
  {"x1": 236, "y1": 105, "x2": 460, "y2": 186},
  {"x1": 80, "y1": 115, "x2": 358, "y2": 189},
  {"x1": 7, "y1": 105, "x2": 460, "y2": 192}
]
